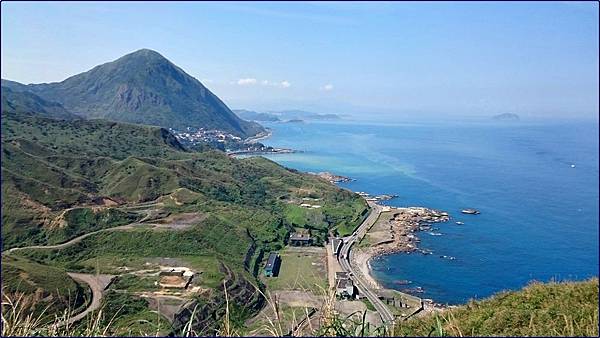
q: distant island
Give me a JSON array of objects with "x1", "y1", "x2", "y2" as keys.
[
  {"x1": 233, "y1": 109, "x2": 281, "y2": 122},
  {"x1": 270, "y1": 109, "x2": 341, "y2": 121},
  {"x1": 492, "y1": 113, "x2": 520, "y2": 121}
]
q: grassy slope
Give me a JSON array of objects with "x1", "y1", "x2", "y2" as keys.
[
  {"x1": 1, "y1": 111, "x2": 367, "y2": 332},
  {"x1": 1, "y1": 255, "x2": 87, "y2": 315},
  {"x1": 2, "y1": 111, "x2": 367, "y2": 248},
  {"x1": 395, "y1": 278, "x2": 599, "y2": 337},
  {"x1": 90, "y1": 291, "x2": 171, "y2": 336}
]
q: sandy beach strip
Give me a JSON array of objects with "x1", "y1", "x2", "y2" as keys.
[
  {"x1": 352, "y1": 249, "x2": 384, "y2": 290},
  {"x1": 351, "y1": 206, "x2": 450, "y2": 293}
]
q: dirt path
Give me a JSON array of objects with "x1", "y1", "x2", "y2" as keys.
[
  {"x1": 3, "y1": 223, "x2": 136, "y2": 254},
  {"x1": 147, "y1": 212, "x2": 206, "y2": 230},
  {"x1": 3, "y1": 209, "x2": 202, "y2": 254},
  {"x1": 326, "y1": 242, "x2": 342, "y2": 289},
  {"x1": 61, "y1": 273, "x2": 115, "y2": 326},
  {"x1": 1, "y1": 204, "x2": 203, "y2": 326}
]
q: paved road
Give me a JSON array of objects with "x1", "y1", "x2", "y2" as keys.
[
  {"x1": 338, "y1": 202, "x2": 395, "y2": 323},
  {"x1": 60, "y1": 273, "x2": 115, "y2": 326}
]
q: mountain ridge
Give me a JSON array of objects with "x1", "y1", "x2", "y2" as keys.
[
  {"x1": 1, "y1": 49, "x2": 264, "y2": 138},
  {"x1": 2, "y1": 86, "x2": 79, "y2": 120}
]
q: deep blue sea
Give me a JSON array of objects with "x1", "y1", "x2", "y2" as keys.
[{"x1": 256, "y1": 119, "x2": 599, "y2": 305}]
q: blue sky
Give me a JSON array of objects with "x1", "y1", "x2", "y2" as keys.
[{"x1": 1, "y1": 1, "x2": 598, "y2": 119}]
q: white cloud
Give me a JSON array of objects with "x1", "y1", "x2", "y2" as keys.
[
  {"x1": 257, "y1": 79, "x2": 291, "y2": 88},
  {"x1": 236, "y1": 78, "x2": 290, "y2": 88},
  {"x1": 321, "y1": 83, "x2": 334, "y2": 91},
  {"x1": 237, "y1": 78, "x2": 257, "y2": 85}
]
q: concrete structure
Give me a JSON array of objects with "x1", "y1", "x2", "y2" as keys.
[
  {"x1": 289, "y1": 233, "x2": 312, "y2": 246},
  {"x1": 159, "y1": 267, "x2": 194, "y2": 289},
  {"x1": 377, "y1": 289, "x2": 423, "y2": 310},
  {"x1": 331, "y1": 238, "x2": 343, "y2": 257},
  {"x1": 264, "y1": 252, "x2": 281, "y2": 277},
  {"x1": 334, "y1": 271, "x2": 356, "y2": 299}
]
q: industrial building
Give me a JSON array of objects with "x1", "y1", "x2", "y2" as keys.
[
  {"x1": 264, "y1": 252, "x2": 281, "y2": 277},
  {"x1": 289, "y1": 232, "x2": 312, "y2": 246}
]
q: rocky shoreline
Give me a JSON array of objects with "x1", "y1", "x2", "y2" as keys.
[
  {"x1": 311, "y1": 171, "x2": 355, "y2": 184},
  {"x1": 369, "y1": 207, "x2": 449, "y2": 256},
  {"x1": 352, "y1": 205, "x2": 450, "y2": 306}
]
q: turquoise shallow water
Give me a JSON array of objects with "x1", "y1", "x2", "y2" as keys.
[{"x1": 257, "y1": 119, "x2": 599, "y2": 305}]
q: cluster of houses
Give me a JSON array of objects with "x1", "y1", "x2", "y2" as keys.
[{"x1": 170, "y1": 127, "x2": 242, "y2": 145}]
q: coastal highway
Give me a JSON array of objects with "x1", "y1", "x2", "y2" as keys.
[{"x1": 338, "y1": 202, "x2": 395, "y2": 323}]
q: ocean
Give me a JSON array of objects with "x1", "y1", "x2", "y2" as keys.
[{"x1": 256, "y1": 118, "x2": 599, "y2": 305}]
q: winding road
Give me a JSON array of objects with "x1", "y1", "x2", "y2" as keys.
[
  {"x1": 2, "y1": 207, "x2": 165, "y2": 255},
  {"x1": 61, "y1": 273, "x2": 115, "y2": 326},
  {"x1": 3, "y1": 224, "x2": 136, "y2": 255},
  {"x1": 338, "y1": 202, "x2": 395, "y2": 323},
  {"x1": 1, "y1": 206, "x2": 158, "y2": 325}
]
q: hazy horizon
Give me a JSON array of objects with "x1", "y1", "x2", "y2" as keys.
[{"x1": 2, "y1": 1, "x2": 598, "y2": 120}]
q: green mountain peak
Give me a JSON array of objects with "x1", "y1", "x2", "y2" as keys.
[{"x1": 1, "y1": 50, "x2": 263, "y2": 138}]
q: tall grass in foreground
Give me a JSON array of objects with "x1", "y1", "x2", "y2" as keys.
[
  {"x1": 3, "y1": 278, "x2": 598, "y2": 337},
  {"x1": 1, "y1": 291, "x2": 164, "y2": 337}
]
